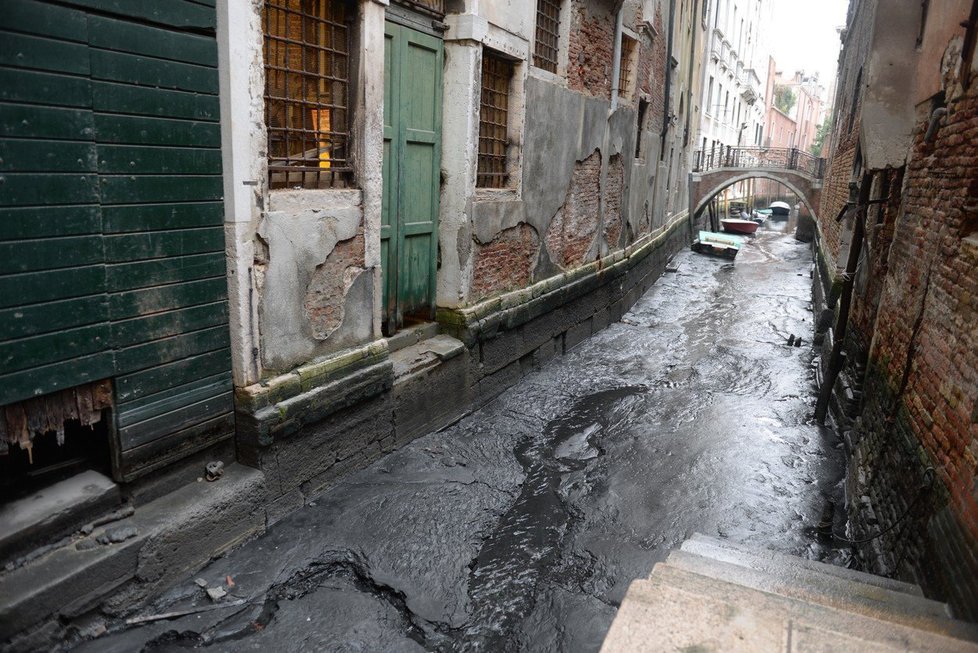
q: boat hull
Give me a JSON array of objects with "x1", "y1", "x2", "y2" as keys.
[
  {"x1": 692, "y1": 230, "x2": 744, "y2": 260},
  {"x1": 721, "y1": 219, "x2": 759, "y2": 235}
]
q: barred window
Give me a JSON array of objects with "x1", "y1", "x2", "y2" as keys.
[
  {"x1": 618, "y1": 34, "x2": 637, "y2": 99},
  {"x1": 477, "y1": 51, "x2": 514, "y2": 189},
  {"x1": 533, "y1": 0, "x2": 561, "y2": 74},
  {"x1": 263, "y1": 0, "x2": 353, "y2": 189}
]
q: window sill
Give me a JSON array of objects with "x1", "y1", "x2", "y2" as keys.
[
  {"x1": 528, "y1": 66, "x2": 565, "y2": 86},
  {"x1": 267, "y1": 187, "x2": 362, "y2": 213},
  {"x1": 474, "y1": 188, "x2": 519, "y2": 203}
]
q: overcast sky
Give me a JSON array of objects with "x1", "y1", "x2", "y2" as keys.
[{"x1": 767, "y1": 0, "x2": 850, "y2": 96}]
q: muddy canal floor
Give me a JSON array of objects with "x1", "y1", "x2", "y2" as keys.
[{"x1": 83, "y1": 223, "x2": 848, "y2": 652}]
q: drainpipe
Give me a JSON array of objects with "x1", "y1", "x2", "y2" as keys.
[
  {"x1": 684, "y1": 0, "x2": 701, "y2": 236},
  {"x1": 659, "y1": 0, "x2": 677, "y2": 161},
  {"x1": 682, "y1": 0, "x2": 699, "y2": 148},
  {"x1": 610, "y1": 6, "x2": 624, "y2": 113}
]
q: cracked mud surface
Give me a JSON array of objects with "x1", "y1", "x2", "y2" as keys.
[{"x1": 81, "y1": 223, "x2": 846, "y2": 652}]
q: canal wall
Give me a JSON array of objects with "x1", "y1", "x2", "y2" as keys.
[{"x1": 812, "y1": 0, "x2": 978, "y2": 622}]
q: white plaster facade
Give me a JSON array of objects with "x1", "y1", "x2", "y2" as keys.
[{"x1": 695, "y1": 0, "x2": 771, "y2": 205}]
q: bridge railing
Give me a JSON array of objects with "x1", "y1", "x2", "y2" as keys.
[{"x1": 693, "y1": 146, "x2": 826, "y2": 179}]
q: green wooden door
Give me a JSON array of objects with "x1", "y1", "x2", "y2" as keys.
[
  {"x1": 382, "y1": 22, "x2": 443, "y2": 334},
  {"x1": 0, "y1": 0, "x2": 232, "y2": 481}
]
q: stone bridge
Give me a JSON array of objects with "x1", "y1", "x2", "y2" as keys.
[{"x1": 689, "y1": 147, "x2": 826, "y2": 220}]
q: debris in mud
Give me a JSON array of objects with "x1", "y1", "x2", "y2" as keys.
[
  {"x1": 96, "y1": 526, "x2": 138, "y2": 545},
  {"x1": 80, "y1": 505, "x2": 136, "y2": 536},
  {"x1": 206, "y1": 461, "x2": 225, "y2": 482},
  {"x1": 206, "y1": 586, "x2": 228, "y2": 602},
  {"x1": 125, "y1": 599, "x2": 247, "y2": 626}
]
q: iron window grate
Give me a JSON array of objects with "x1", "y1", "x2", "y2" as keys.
[
  {"x1": 478, "y1": 52, "x2": 513, "y2": 189},
  {"x1": 533, "y1": 0, "x2": 561, "y2": 74},
  {"x1": 618, "y1": 34, "x2": 636, "y2": 99},
  {"x1": 263, "y1": 0, "x2": 353, "y2": 189}
]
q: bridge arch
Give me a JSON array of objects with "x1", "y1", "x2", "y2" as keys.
[{"x1": 691, "y1": 169, "x2": 821, "y2": 222}]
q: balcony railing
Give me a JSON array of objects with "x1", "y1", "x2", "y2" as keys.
[{"x1": 693, "y1": 146, "x2": 827, "y2": 179}]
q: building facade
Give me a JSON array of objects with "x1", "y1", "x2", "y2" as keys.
[
  {"x1": 814, "y1": 0, "x2": 978, "y2": 621},
  {"x1": 695, "y1": 0, "x2": 772, "y2": 211},
  {"x1": 773, "y1": 69, "x2": 826, "y2": 153},
  {"x1": 0, "y1": 0, "x2": 707, "y2": 644}
]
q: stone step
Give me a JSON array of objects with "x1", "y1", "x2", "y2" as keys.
[
  {"x1": 665, "y1": 549, "x2": 969, "y2": 639},
  {"x1": 684, "y1": 533, "x2": 923, "y2": 597},
  {"x1": 601, "y1": 566, "x2": 978, "y2": 653},
  {"x1": 0, "y1": 463, "x2": 265, "y2": 644},
  {"x1": 0, "y1": 471, "x2": 120, "y2": 564}
]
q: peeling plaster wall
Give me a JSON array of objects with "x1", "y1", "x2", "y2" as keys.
[
  {"x1": 439, "y1": 0, "x2": 698, "y2": 307},
  {"x1": 257, "y1": 192, "x2": 372, "y2": 372},
  {"x1": 220, "y1": 0, "x2": 387, "y2": 379}
]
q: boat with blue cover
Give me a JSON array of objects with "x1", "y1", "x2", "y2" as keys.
[{"x1": 692, "y1": 230, "x2": 746, "y2": 259}]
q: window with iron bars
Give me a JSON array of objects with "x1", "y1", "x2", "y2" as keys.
[
  {"x1": 477, "y1": 51, "x2": 514, "y2": 189},
  {"x1": 533, "y1": 0, "x2": 561, "y2": 74},
  {"x1": 618, "y1": 34, "x2": 637, "y2": 99},
  {"x1": 263, "y1": 0, "x2": 353, "y2": 189}
]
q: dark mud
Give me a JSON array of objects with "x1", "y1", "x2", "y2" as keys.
[{"x1": 81, "y1": 222, "x2": 846, "y2": 653}]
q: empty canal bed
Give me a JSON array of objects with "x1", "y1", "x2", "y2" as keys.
[{"x1": 81, "y1": 224, "x2": 846, "y2": 652}]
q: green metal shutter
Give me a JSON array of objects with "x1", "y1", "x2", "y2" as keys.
[{"x1": 0, "y1": 0, "x2": 233, "y2": 481}]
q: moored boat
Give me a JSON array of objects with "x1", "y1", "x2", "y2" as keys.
[
  {"x1": 769, "y1": 201, "x2": 791, "y2": 217},
  {"x1": 692, "y1": 230, "x2": 746, "y2": 259},
  {"x1": 721, "y1": 218, "x2": 759, "y2": 235}
]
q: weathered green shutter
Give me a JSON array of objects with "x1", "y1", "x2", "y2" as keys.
[{"x1": 0, "y1": 0, "x2": 233, "y2": 480}]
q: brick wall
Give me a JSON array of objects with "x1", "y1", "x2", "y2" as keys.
[
  {"x1": 470, "y1": 223, "x2": 541, "y2": 303},
  {"x1": 604, "y1": 153, "x2": 625, "y2": 248},
  {"x1": 567, "y1": 0, "x2": 615, "y2": 99},
  {"x1": 638, "y1": 5, "x2": 666, "y2": 131},
  {"x1": 847, "y1": 167, "x2": 903, "y2": 359},
  {"x1": 545, "y1": 149, "x2": 602, "y2": 268},
  {"x1": 816, "y1": 124, "x2": 858, "y2": 271},
  {"x1": 841, "y1": 61, "x2": 978, "y2": 620}
]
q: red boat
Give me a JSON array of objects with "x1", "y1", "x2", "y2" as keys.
[{"x1": 720, "y1": 218, "x2": 759, "y2": 235}]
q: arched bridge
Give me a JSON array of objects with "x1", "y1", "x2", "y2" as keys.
[{"x1": 690, "y1": 147, "x2": 826, "y2": 220}]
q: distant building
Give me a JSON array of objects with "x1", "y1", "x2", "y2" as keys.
[
  {"x1": 774, "y1": 70, "x2": 826, "y2": 153},
  {"x1": 696, "y1": 0, "x2": 773, "y2": 211}
]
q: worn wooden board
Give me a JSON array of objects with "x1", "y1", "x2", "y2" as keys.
[{"x1": 1, "y1": 1, "x2": 232, "y2": 478}]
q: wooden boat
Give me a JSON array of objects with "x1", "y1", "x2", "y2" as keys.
[
  {"x1": 721, "y1": 218, "x2": 759, "y2": 235},
  {"x1": 692, "y1": 230, "x2": 746, "y2": 259},
  {"x1": 769, "y1": 201, "x2": 791, "y2": 217}
]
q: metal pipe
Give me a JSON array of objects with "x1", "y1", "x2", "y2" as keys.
[
  {"x1": 610, "y1": 7, "x2": 624, "y2": 113},
  {"x1": 925, "y1": 107, "x2": 947, "y2": 142},
  {"x1": 659, "y1": 0, "x2": 677, "y2": 160}
]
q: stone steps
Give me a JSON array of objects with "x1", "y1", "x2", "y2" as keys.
[
  {"x1": 0, "y1": 463, "x2": 266, "y2": 648},
  {"x1": 601, "y1": 534, "x2": 978, "y2": 652}
]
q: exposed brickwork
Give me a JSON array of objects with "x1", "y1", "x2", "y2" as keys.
[
  {"x1": 639, "y1": 5, "x2": 666, "y2": 128},
  {"x1": 470, "y1": 223, "x2": 540, "y2": 302},
  {"x1": 816, "y1": 127, "x2": 858, "y2": 269},
  {"x1": 546, "y1": 150, "x2": 602, "y2": 268},
  {"x1": 567, "y1": 0, "x2": 615, "y2": 99},
  {"x1": 604, "y1": 153, "x2": 624, "y2": 248},
  {"x1": 828, "y1": 31, "x2": 978, "y2": 619},
  {"x1": 303, "y1": 231, "x2": 366, "y2": 339}
]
